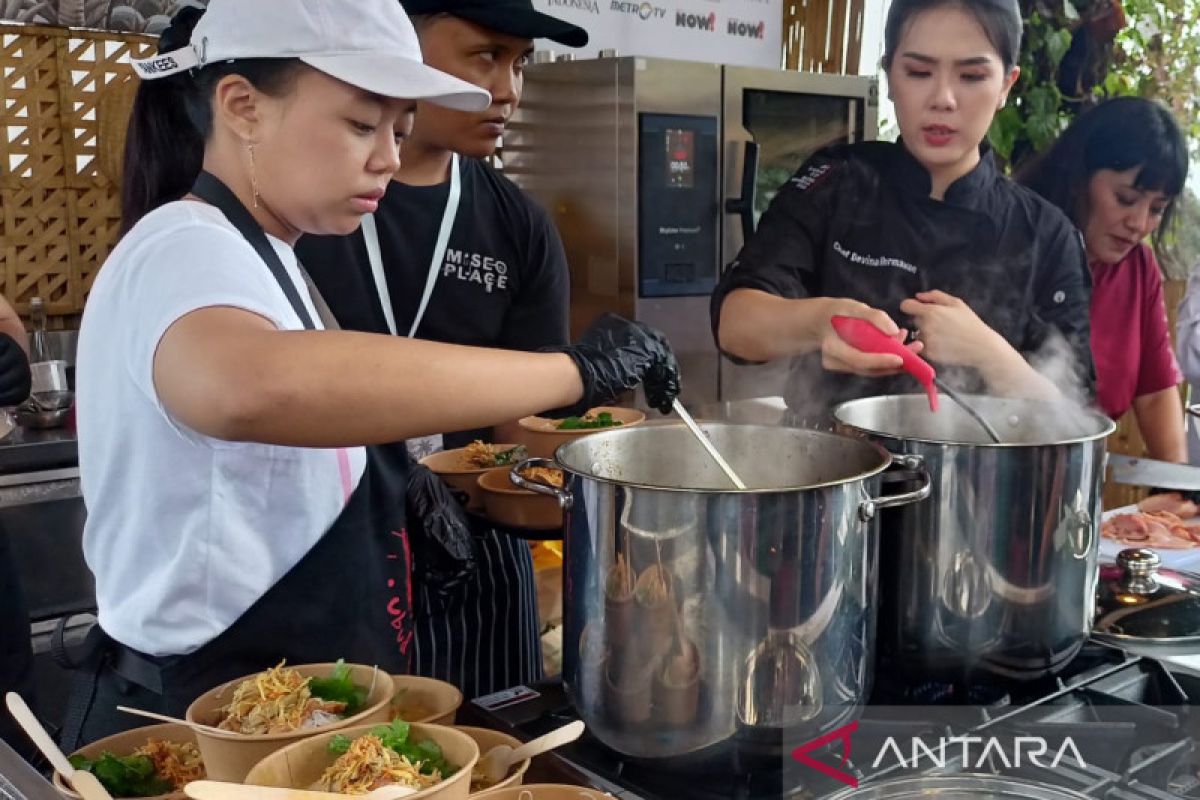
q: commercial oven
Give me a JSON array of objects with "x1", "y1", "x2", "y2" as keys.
[{"x1": 505, "y1": 56, "x2": 878, "y2": 403}]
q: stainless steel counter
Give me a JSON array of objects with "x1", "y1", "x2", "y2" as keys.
[{"x1": 0, "y1": 425, "x2": 77, "y2": 476}]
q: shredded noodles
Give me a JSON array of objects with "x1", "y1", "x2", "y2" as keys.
[
  {"x1": 519, "y1": 465, "x2": 564, "y2": 488},
  {"x1": 216, "y1": 661, "x2": 347, "y2": 735},
  {"x1": 132, "y1": 741, "x2": 205, "y2": 790},
  {"x1": 317, "y1": 735, "x2": 441, "y2": 794}
]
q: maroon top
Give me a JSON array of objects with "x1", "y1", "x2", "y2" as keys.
[{"x1": 1091, "y1": 243, "x2": 1182, "y2": 419}]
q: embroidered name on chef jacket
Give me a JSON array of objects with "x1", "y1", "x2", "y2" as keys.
[
  {"x1": 441, "y1": 248, "x2": 510, "y2": 294},
  {"x1": 791, "y1": 162, "x2": 835, "y2": 193},
  {"x1": 832, "y1": 241, "x2": 918, "y2": 275}
]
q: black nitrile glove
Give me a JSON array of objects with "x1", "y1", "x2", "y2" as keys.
[
  {"x1": 405, "y1": 463, "x2": 477, "y2": 591},
  {"x1": 0, "y1": 335, "x2": 31, "y2": 406},
  {"x1": 543, "y1": 313, "x2": 681, "y2": 415}
]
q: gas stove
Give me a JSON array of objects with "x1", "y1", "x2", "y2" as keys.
[{"x1": 471, "y1": 644, "x2": 1200, "y2": 799}]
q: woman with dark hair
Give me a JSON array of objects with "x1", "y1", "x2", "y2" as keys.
[
  {"x1": 712, "y1": 0, "x2": 1094, "y2": 422},
  {"x1": 67, "y1": 0, "x2": 678, "y2": 747},
  {"x1": 1022, "y1": 97, "x2": 1188, "y2": 461}
]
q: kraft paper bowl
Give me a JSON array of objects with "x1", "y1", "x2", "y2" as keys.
[
  {"x1": 513, "y1": 407, "x2": 645, "y2": 459},
  {"x1": 185, "y1": 663, "x2": 394, "y2": 782},
  {"x1": 54, "y1": 723, "x2": 199, "y2": 800},
  {"x1": 420, "y1": 445, "x2": 525, "y2": 513},
  {"x1": 455, "y1": 726, "x2": 530, "y2": 796},
  {"x1": 477, "y1": 468, "x2": 565, "y2": 532},
  {"x1": 244, "y1": 722, "x2": 478, "y2": 800},
  {"x1": 474, "y1": 785, "x2": 613, "y2": 800},
  {"x1": 391, "y1": 674, "x2": 463, "y2": 726}
]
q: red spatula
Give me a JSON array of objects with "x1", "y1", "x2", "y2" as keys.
[{"x1": 830, "y1": 315, "x2": 939, "y2": 411}]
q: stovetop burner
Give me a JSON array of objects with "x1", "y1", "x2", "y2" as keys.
[{"x1": 473, "y1": 644, "x2": 1200, "y2": 799}]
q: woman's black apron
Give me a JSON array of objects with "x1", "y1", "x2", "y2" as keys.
[{"x1": 60, "y1": 174, "x2": 413, "y2": 749}]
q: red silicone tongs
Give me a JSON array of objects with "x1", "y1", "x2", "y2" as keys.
[{"x1": 830, "y1": 315, "x2": 939, "y2": 411}]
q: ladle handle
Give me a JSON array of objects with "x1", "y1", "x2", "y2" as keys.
[
  {"x1": 831, "y1": 316, "x2": 939, "y2": 411},
  {"x1": 672, "y1": 400, "x2": 747, "y2": 490}
]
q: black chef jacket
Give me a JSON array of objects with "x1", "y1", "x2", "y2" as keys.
[
  {"x1": 711, "y1": 140, "x2": 1095, "y2": 421},
  {"x1": 298, "y1": 157, "x2": 570, "y2": 447}
]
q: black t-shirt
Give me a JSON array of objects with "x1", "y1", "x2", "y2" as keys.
[
  {"x1": 298, "y1": 157, "x2": 570, "y2": 447},
  {"x1": 711, "y1": 140, "x2": 1095, "y2": 422}
]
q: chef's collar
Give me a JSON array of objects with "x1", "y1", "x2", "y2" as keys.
[{"x1": 889, "y1": 138, "x2": 998, "y2": 209}]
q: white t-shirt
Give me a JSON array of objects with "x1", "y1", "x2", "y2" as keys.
[{"x1": 77, "y1": 201, "x2": 367, "y2": 657}]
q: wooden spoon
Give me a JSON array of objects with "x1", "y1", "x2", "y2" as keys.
[
  {"x1": 4, "y1": 692, "x2": 114, "y2": 800},
  {"x1": 116, "y1": 706, "x2": 239, "y2": 738},
  {"x1": 476, "y1": 720, "x2": 586, "y2": 786},
  {"x1": 185, "y1": 781, "x2": 417, "y2": 800}
]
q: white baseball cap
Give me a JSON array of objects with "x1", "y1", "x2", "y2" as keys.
[{"x1": 129, "y1": 0, "x2": 490, "y2": 111}]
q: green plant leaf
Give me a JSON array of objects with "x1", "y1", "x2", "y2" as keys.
[
  {"x1": 987, "y1": 106, "x2": 1023, "y2": 161},
  {"x1": 1047, "y1": 29, "x2": 1072, "y2": 68}
]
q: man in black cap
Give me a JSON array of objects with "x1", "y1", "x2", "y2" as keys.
[{"x1": 298, "y1": 2, "x2": 587, "y2": 697}]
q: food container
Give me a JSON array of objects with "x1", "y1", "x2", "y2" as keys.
[
  {"x1": 513, "y1": 407, "x2": 644, "y2": 459},
  {"x1": 421, "y1": 445, "x2": 525, "y2": 513},
  {"x1": 390, "y1": 675, "x2": 464, "y2": 725},
  {"x1": 53, "y1": 723, "x2": 199, "y2": 800},
  {"x1": 478, "y1": 468, "x2": 564, "y2": 531},
  {"x1": 244, "y1": 722, "x2": 478, "y2": 800},
  {"x1": 514, "y1": 423, "x2": 931, "y2": 762},
  {"x1": 454, "y1": 726, "x2": 530, "y2": 795},
  {"x1": 474, "y1": 785, "x2": 613, "y2": 800},
  {"x1": 185, "y1": 663, "x2": 394, "y2": 782},
  {"x1": 834, "y1": 395, "x2": 1115, "y2": 683}
]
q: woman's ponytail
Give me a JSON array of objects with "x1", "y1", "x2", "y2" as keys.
[{"x1": 119, "y1": 5, "x2": 206, "y2": 234}]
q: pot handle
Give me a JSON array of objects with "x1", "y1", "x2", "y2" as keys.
[
  {"x1": 509, "y1": 458, "x2": 574, "y2": 511},
  {"x1": 859, "y1": 454, "x2": 932, "y2": 521}
]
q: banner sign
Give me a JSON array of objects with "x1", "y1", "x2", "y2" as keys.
[{"x1": 533, "y1": 0, "x2": 784, "y2": 69}]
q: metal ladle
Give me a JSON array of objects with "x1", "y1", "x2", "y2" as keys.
[
  {"x1": 830, "y1": 316, "x2": 1002, "y2": 444},
  {"x1": 933, "y1": 378, "x2": 1002, "y2": 444},
  {"x1": 672, "y1": 400, "x2": 747, "y2": 490}
]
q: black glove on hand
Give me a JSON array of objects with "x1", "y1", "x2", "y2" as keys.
[
  {"x1": 543, "y1": 313, "x2": 681, "y2": 415},
  {"x1": 0, "y1": 335, "x2": 31, "y2": 406},
  {"x1": 405, "y1": 463, "x2": 477, "y2": 591}
]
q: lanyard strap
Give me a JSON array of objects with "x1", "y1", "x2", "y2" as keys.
[
  {"x1": 191, "y1": 171, "x2": 318, "y2": 331},
  {"x1": 363, "y1": 152, "x2": 461, "y2": 338}
]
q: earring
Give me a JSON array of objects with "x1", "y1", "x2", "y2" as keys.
[{"x1": 247, "y1": 142, "x2": 260, "y2": 209}]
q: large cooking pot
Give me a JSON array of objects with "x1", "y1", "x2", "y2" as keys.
[
  {"x1": 832, "y1": 395, "x2": 1115, "y2": 684},
  {"x1": 511, "y1": 422, "x2": 930, "y2": 761}
]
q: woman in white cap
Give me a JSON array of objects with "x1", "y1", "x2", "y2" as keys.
[{"x1": 65, "y1": 0, "x2": 678, "y2": 746}]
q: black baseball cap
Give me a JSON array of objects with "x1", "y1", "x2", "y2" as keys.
[{"x1": 400, "y1": 0, "x2": 589, "y2": 47}]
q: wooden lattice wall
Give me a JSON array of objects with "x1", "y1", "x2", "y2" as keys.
[
  {"x1": 0, "y1": 23, "x2": 153, "y2": 327},
  {"x1": 783, "y1": 0, "x2": 866, "y2": 75}
]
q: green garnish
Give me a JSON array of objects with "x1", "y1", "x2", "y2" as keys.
[
  {"x1": 491, "y1": 445, "x2": 526, "y2": 466},
  {"x1": 326, "y1": 719, "x2": 456, "y2": 778},
  {"x1": 556, "y1": 412, "x2": 623, "y2": 430},
  {"x1": 69, "y1": 753, "x2": 172, "y2": 798},
  {"x1": 308, "y1": 659, "x2": 369, "y2": 716}
]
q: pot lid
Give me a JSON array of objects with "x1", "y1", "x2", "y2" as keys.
[
  {"x1": 1093, "y1": 548, "x2": 1200, "y2": 649},
  {"x1": 826, "y1": 774, "x2": 1090, "y2": 799}
]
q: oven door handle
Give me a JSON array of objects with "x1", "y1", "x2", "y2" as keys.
[{"x1": 724, "y1": 140, "x2": 760, "y2": 245}]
